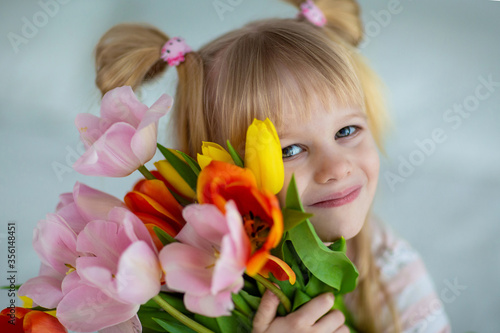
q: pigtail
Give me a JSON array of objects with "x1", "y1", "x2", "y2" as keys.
[
  {"x1": 283, "y1": 0, "x2": 363, "y2": 47},
  {"x1": 94, "y1": 24, "x2": 169, "y2": 95},
  {"x1": 170, "y1": 52, "x2": 207, "y2": 157}
]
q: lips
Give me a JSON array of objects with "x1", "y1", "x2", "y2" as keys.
[{"x1": 308, "y1": 185, "x2": 362, "y2": 208}]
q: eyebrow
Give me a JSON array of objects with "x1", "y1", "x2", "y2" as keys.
[{"x1": 278, "y1": 111, "x2": 367, "y2": 138}]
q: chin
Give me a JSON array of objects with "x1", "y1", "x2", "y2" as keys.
[{"x1": 309, "y1": 214, "x2": 365, "y2": 243}]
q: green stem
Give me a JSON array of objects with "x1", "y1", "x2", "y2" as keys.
[
  {"x1": 152, "y1": 295, "x2": 215, "y2": 333},
  {"x1": 138, "y1": 165, "x2": 156, "y2": 180},
  {"x1": 252, "y1": 273, "x2": 291, "y2": 313}
]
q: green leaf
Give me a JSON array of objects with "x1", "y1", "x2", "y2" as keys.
[
  {"x1": 193, "y1": 315, "x2": 220, "y2": 332},
  {"x1": 157, "y1": 292, "x2": 190, "y2": 314},
  {"x1": 153, "y1": 226, "x2": 177, "y2": 246},
  {"x1": 282, "y1": 208, "x2": 313, "y2": 232},
  {"x1": 328, "y1": 237, "x2": 347, "y2": 253},
  {"x1": 138, "y1": 308, "x2": 176, "y2": 332},
  {"x1": 157, "y1": 143, "x2": 198, "y2": 192},
  {"x1": 232, "y1": 293, "x2": 252, "y2": 316},
  {"x1": 226, "y1": 140, "x2": 244, "y2": 167},
  {"x1": 216, "y1": 315, "x2": 240, "y2": 333},
  {"x1": 304, "y1": 274, "x2": 334, "y2": 297},
  {"x1": 152, "y1": 318, "x2": 197, "y2": 333},
  {"x1": 231, "y1": 310, "x2": 253, "y2": 332},
  {"x1": 292, "y1": 289, "x2": 312, "y2": 311},
  {"x1": 176, "y1": 150, "x2": 201, "y2": 176},
  {"x1": 285, "y1": 174, "x2": 305, "y2": 212},
  {"x1": 238, "y1": 290, "x2": 261, "y2": 311},
  {"x1": 167, "y1": 187, "x2": 193, "y2": 207},
  {"x1": 288, "y1": 221, "x2": 358, "y2": 294}
]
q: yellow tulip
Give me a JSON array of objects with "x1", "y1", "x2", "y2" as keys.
[
  {"x1": 154, "y1": 150, "x2": 196, "y2": 199},
  {"x1": 197, "y1": 141, "x2": 234, "y2": 169},
  {"x1": 244, "y1": 118, "x2": 284, "y2": 194}
]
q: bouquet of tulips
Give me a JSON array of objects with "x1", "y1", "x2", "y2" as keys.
[{"x1": 1, "y1": 86, "x2": 358, "y2": 333}]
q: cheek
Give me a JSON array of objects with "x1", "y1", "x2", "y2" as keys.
[
  {"x1": 277, "y1": 165, "x2": 307, "y2": 206},
  {"x1": 359, "y1": 141, "x2": 380, "y2": 191}
]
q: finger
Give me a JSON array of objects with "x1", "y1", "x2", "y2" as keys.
[
  {"x1": 289, "y1": 293, "x2": 334, "y2": 326},
  {"x1": 314, "y1": 309, "x2": 346, "y2": 332},
  {"x1": 252, "y1": 289, "x2": 280, "y2": 333}
]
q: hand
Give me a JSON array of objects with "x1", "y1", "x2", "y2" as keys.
[{"x1": 252, "y1": 291, "x2": 349, "y2": 333}]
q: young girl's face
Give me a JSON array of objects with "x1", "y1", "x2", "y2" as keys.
[{"x1": 277, "y1": 103, "x2": 380, "y2": 242}]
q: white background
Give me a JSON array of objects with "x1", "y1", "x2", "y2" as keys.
[{"x1": 0, "y1": 0, "x2": 499, "y2": 332}]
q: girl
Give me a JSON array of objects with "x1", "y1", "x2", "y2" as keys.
[{"x1": 92, "y1": 0, "x2": 451, "y2": 332}]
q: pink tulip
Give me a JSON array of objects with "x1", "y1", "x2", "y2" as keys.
[
  {"x1": 20, "y1": 183, "x2": 161, "y2": 332},
  {"x1": 73, "y1": 86, "x2": 173, "y2": 177},
  {"x1": 56, "y1": 207, "x2": 162, "y2": 332},
  {"x1": 56, "y1": 181, "x2": 126, "y2": 233},
  {"x1": 160, "y1": 201, "x2": 250, "y2": 317},
  {"x1": 20, "y1": 181, "x2": 125, "y2": 307}
]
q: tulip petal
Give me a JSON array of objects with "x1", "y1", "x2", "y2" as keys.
[
  {"x1": 75, "y1": 113, "x2": 103, "y2": 148},
  {"x1": 57, "y1": 284, "x2": 139, "y2": 332},
  {"x1": 259, "y1": 254, "x2": 296, "y2": 284},
  {"x1": 139, "y1": 213, "x2": 179, "y2": 238},
  {"x1": 137, "y1": 179, "x2": 184, "y2": 223},
  {"x1": 99, "y1": 315, "x2": 141, "y2": 333},
  {"x1": 184, "y1": 291, "x2": 234, "y2": 317},
  {"x1": 77, "y1": 220, "x2": 130, "y2": 271},
  {"x1": 211, "y1": 233, "x2": 245, "y2": 295},
  {"x1": 19, "y1": 275, "x2": 64, "y2": 308},
  {"x1": 100, "y1": 86, "x2": 147, "y2": 128},
  {"x1": 33, "y1": 214, "x2": 77, "y2": 275},
  {"x1": 56, "y1": 192, "x2": 74, "y2": 211},
  {"x1": 55, "y1": 202, "x2": 88, "y2": 234},
  {"x1": 180, "y1": 204, "x2": 229, "y2": 245},
  {"x1": 61, "y1": 271, "x2": 82, "y2": 296},
  {"x1": 160, "y1": 243, "x2": 213, "y2": 295},
  {"x1": 174, "y1": 223, "x2": 213, "y2": 252},
  {"x1": 155, "y1": 160, "x2": 196, "y2": 199},
  {"x1": 115, "y1": 241, "x2": 161, "y2": 304},
  {"x1": 73, "y1": 182, "x2": 125, "y2": 223},
  {"x1": 73, "y1": 122, "x2": 141, "y2": 177},
  {"x1": 245, "y1": 249, "x2": 269, "y2": 276},
  {"x1": 131, "y1": 94, "x2": 172, "y2": 164},
  {"x1": 244, "y1": 118, "x2": 284, "y2": 194},
  {"x1": 24, "y1": 310, "x2": 68, "y2": 333},
  {"x1": 0, "y1": 307, "x2": 26, "y2": 332},
  {"x1": 124, "y1": 191, "x2": 183, "y2": 231},
  {"x1": 108, "y1": 207, "x2": 155, "y2": 249}
]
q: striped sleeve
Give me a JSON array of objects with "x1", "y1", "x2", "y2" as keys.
[{"x1": 372, "y1": 222, "x2": 451, "y2": 333}]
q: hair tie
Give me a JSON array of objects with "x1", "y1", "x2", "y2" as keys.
[
  {"x1": 299, "y1": 0, "x2": 326, "y2": 27},
  {"x1": 161, "y1": 37, "x2": 192, "y2": 66}
]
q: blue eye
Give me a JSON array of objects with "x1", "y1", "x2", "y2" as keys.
[
  {"x1": 336, "y1": 126, "x2": 358, "y2": 139},
  {"x1": 282, "y1": 144, "x2": 303, "y2": 159}
]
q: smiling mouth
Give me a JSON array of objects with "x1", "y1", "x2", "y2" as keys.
[{"x1": 309, "y1": 186, "x2": 362, "y2": 208}]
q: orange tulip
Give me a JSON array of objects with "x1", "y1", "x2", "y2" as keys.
[
  {"x1": 125, "y1": 172, "x2": 186, "y2": 250},
  {"x1": 198, "y1": 161, "x2": 295, "y2": 283},
  {"x1": 0, "y1": 307, "x2": 67, "y2": 333}
]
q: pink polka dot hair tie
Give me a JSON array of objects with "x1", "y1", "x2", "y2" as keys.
[
  {"x1": 299, "y1": 0, "x2": 327, "y2": 27},
  {"x1": 161, "y1": 37, "x2": 192, "y2": 66}
]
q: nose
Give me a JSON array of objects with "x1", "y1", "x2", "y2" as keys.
[{"x1": 313, "y1": 150, "x2": 352, "y2": 184}]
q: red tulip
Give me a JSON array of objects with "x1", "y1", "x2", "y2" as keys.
[
  {"x1": 0, "y1": 307, "x2": 67, "y2": 333},
  {"x1": 125, "y1": 172, "x2": 186, "y2": 250},
  {"x1": 197, "y1": 161, "x2": 295, "y2": 283}
]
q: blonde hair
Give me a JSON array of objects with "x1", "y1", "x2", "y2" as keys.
[{"x1": 94, "y1": 1, "x2": 397, "y2": 332}]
